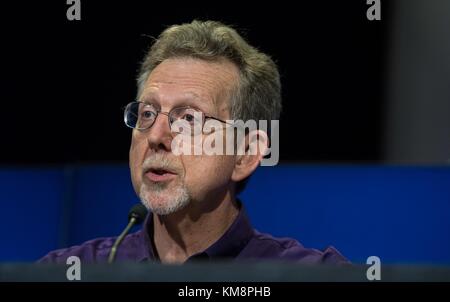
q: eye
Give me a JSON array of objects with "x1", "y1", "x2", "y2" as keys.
[
  {"x1": 141, "y1": 109, "x2": 155, "y2": 120},
  {"x1": 170, "y1": 107, "x2": 204, "y2": 128},
  {"x1": 182, "y1": 113, "x2": 195, "y2": 123}
]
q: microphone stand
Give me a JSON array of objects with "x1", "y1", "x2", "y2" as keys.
[{"x1": 108, "y1": 215, "x2": 138, "y2": 264}]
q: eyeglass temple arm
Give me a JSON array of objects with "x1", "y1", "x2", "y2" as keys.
[{"x1": 205, "y1": 116, "x2": 235, "y2": 126}]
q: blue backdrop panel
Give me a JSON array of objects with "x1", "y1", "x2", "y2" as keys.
[
  {"x1": 0, "y1": 168, "x2": 65, "y2": 261},
  {"x1": 67, "y1": 165, "x2": 138, "y2": 247},
  {"x1": 0, "y1": 165, "x2": 449, "y2": 264},
  {"x1": 241, "y1": 165, "x2": 450, "y2": 264}
]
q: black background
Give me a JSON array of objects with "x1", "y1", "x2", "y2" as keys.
[{"x1": 0, "y1": 1, "x2": 389, "y2": 164}]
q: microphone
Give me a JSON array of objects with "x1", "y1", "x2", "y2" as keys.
[{"x1": 108, "y1": 203, "x2": 148, "y2": 264}]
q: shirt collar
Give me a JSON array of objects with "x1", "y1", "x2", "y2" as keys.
[{"x1": 138, "y1": 200, "x2": 254, "y2": 262}]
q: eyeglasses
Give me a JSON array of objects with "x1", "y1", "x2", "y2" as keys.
[{"x1": 124, "y1": 101, "x2": 232, "y2": 135}]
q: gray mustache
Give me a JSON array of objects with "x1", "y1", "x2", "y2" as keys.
[{"x1": 142, "y1": 155, "x2": 180, "y2": 172}]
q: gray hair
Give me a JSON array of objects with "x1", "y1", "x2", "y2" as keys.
[
  {"x1": 137, "y1": 20, "x2": 281, "y2": 123},
  {"x1": 136, "y1": 20, "x2": 282, "y2": 193}
]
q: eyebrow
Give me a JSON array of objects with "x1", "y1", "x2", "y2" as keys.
[{"x1": 140, "y1": 92, "x2": 213, "y2": 114}]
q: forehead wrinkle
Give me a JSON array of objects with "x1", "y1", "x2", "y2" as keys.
[
  {"x1": 140, "y1": 87, "x2": 213, "y2": 113},
  {"x1": 142, "y1": 58, "x2": 238, "y2": 117},
  {"x1": 153, "y1": 77, "x2": 233, "y2": 117}
]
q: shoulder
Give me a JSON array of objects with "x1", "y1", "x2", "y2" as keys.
[
  {"x1": 240, "y1": 230, "x2": 350, "y2": 265},
  {"x1": 37, "y1": 231, "x2": 142, "y2": 264}
]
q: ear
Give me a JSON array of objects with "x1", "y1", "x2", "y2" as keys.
[{"x1": 231, "y1": 129, "x2": 269, "y2": 183}]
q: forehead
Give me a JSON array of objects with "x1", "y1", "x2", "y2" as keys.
[{"x1": 140, "y1": 57, "x2": 239, "y2": 112}]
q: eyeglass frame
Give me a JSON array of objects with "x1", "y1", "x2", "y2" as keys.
[{"x1": 123, "y1": 101, "x2": 235, "y2": 133}]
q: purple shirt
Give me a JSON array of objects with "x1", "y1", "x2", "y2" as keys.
[{"x1": 38, "y1": 206, "x2": 349, "y2": 265}]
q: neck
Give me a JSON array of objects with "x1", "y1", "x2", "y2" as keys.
[{"x1": 153, "y1": 190, "x2": 239, "y2": 263}]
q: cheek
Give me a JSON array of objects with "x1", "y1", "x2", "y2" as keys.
[
  {"x1": 183, "y1": 155, "x2": 235, "y2": 190},
  {"x1": 129, "y1": 134, "x2": 147, "y2": 191}
]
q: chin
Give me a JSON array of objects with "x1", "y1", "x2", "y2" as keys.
[{"x1": 139, "y1": 184, "x2": 191, "y2": 216}]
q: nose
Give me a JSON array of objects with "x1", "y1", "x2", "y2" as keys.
[{"x1": 145, "y1": 111, "x2": 173, "y2": 152}]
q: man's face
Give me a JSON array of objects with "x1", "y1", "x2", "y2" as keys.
[{"x1": 129, "y1": 57, "x2": 239, "y2": 215}]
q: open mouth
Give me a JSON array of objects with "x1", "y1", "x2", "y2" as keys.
[
  {"x1": 144, "y1": 168, "x2": 177, "y2": 182},
  {"x1": 151, "y1": 169, "x2": 168, "y2": 175}
]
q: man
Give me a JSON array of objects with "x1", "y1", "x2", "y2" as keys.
[{"x1": 39, "y1": 20, "x2": 348, "y2": 264}]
